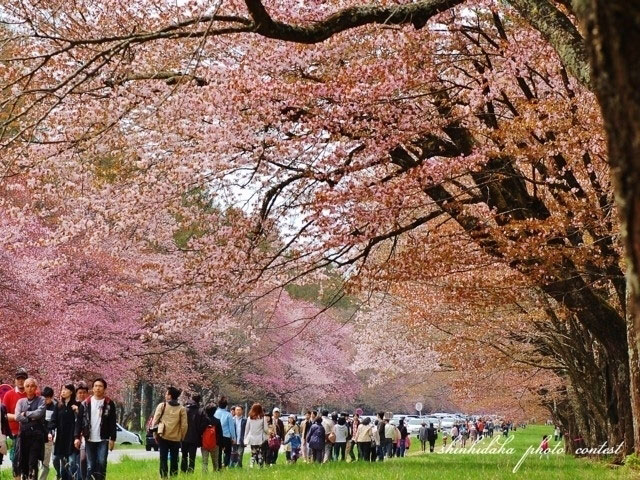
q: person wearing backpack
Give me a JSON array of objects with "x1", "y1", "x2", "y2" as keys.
[
  {"x1": 320, "y1": 410, "x2": 334, "y2": 463},
  {"x1": 202, "y1": 404, "x2": 223, "y2": 473},
  {"x1": 426, "y1": 422, "x2": 438, "y2": 453},
  {"x1": 306, "y1": 416, "x2": 325, "y2": 463},
  {"x1": 151, "y1": 386, "x2": 187, "y2": 478},
  {"x1": 244, "y1": 403, "x2": 269, "y2": 468},
  {"x1": 181, "y1": 394, "x2": 206, "y2": 474}
]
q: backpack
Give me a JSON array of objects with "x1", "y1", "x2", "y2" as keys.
[{"x1": 202, "y1": 425, "x2": 217, "y2": 451}]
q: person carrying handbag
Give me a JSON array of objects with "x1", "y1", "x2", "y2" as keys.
[{"x1": 152, "y1": 387, "x2": 187, "y2": 479}]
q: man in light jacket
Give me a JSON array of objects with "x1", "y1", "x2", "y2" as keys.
[
  {"x1": 152, "y1": 386, "x2": 187, "y2": 478},
  {"x1": 213, "y1": 396, "x2": 236, "y2": 467},
  {"x1": 232, "y1": 406, "x2": 247, "y2": 467}
]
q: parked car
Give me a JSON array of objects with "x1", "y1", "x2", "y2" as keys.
[
  {"x1": 406, "y1": 417, "x2": 424, "y2": 435},
  {"x1": 116, "y1": 423, "x2": 143, "y2": 445},
  {"x1": 145, "y1": 417, "x2": 159, "y2": 451},
  {"x1": 439, "y1": 417, "x2": 457, "y2": 430}
]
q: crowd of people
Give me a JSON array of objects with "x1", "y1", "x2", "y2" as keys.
[
  {"x1": 0, "y1": 370, "x2": 116, "y2": 480},
  {"x1": 149, "y1": 388, "x2": 421, "y2": 477},
  {"x1": 0, "y1": 368, "x2": 518, "y2": 480}
]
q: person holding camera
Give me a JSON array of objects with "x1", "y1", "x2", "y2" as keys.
[{"x1": 152, "y1": 387, "x2": 187, "y2": 478}]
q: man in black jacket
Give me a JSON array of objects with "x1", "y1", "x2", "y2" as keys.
[
  {"x1": 181, "y1": 394, "x2": 207, "y2": 473},
  {"x1": 271, "y1": 408, "x2": 285, "y2": 465},
  {"x1": 73, "y1": 378, "x2": 117, "y2": 480}
]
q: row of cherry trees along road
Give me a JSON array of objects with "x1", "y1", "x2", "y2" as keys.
[{"x1": 1, "y1": 0, "x2": 639, "y2": 456}]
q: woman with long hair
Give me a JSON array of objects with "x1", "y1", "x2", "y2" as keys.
[
  {"x1": 244, "y1": 403, "x2": 269, "y2": 468},
  {"x1": 51, "y1": 384, "x2": 78, "y2": 480}
]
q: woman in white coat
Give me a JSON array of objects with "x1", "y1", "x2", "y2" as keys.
[{"x1": 244, "y1": 403, "x2": 269, "y2": 467}]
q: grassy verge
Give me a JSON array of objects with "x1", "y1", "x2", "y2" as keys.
[{"x1": 108, "y1": 425, "x2": 638, "y2": 479}]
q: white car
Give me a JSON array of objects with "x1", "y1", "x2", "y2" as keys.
[
  {"x1": 439, "y1": 417, "x2": 457, "y2": 430},
  {"x1": 406, "y1": 417, "x2": 424, "y2": 435},
  {"x1": 116, "y1": 423, "x2": 143, "y2": 445}
]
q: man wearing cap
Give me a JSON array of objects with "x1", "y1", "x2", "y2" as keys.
[
  {"x1": 4, "y1": 368, "x2": 28, "y2": 480},
  {"x1": 272, "y1": 408, "x2": 285, "y2": 464}
]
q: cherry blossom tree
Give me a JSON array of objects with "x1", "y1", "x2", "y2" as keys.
[{"x1": 1, "y1": 0, "x2": 639, "y2": 453}]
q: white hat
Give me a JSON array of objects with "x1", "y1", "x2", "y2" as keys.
[{"x1": 273, "y1": 407, "x2": 280, "y2": 413}]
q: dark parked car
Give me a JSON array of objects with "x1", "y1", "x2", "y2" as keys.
[{"x1": 145, "y1": 416, "x2": 159, "y2": 451}]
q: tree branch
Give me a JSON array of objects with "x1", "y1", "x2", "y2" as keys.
[{"x1": 243, "y1": 0, "x2": 464, "y2": 43}]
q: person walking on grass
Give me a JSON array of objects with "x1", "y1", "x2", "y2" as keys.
[
  {"x1": 354, "y1": 417, "x2": 373, "y2": 462},
  {"x1": 426, "y1": 422, "x2": 438, "y2": 453},
  {"x1": 332, "y1": 417, "x2": 348, "y2": 461},
  {"x1": 396, "y1": 419, "x2": 408, "y2": 457},
  {"x1": 284, "y1": 415, "x2": 301, "y2": 464},
  {"x1": 202, "y1": 404, "x2": 223, "y2": 473},
  {"x1": 51, "y1": 384, "x2": 78, "y2": 480},
  {"x1": 300, "y1": 411, "x2": 312, "y2": 462},
  {"x1": 4, "y1": 368, "x2": 28, "y2": 480},
  {"x1": 320, "y1": 410, "x2": 334, "y2": 463},
  {"x1": 306, "y1": 416, "x2": 326, "y2": 464},
  {"x1": 181, "y1": 394, "x2": 207, "y2": 474},
  {"x1": 0, "y1": 401, "x2": 10, "y2": 470},
  {"x1": 244, "y1": 403, "x2": 269, "y2": 468},
  {"x1": 151, "y1": 386, "x2": 187, "y2": 478},
  {"x1": 74, "y1": 378, "x2": 117, "y2": 480},
  {"x1": 232, "y1": 406, "x2": 247, "y2": 467},
  {"x1": 15, "y1": 378, "x2": 46, "y2": 480},
  {"x1": 418, "y1": 422, "x2": 428, "y2": 452},
  {"x1": 39, "y1": 387, "x2": 56, "y2": 480},
  {"x1": 214, "y1": 396, "x2": 236, "y2": 468},
  {"x1": 74, "y1": 382, "x2": 89, "y2": 480}
]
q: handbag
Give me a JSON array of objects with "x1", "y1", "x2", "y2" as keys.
[
  {"x1": 153, "y1": 402, "x2": 167, "y2": 441},
  {"x1": 328, "y1": 431, "x2": 336, "y2": 443}
]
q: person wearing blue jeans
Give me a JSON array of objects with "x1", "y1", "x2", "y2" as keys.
[
  {"x1": 74, "y1": 379, "x2": 117, "y2": 480},
  {"x1": 85, "y1": 439, "x2": 109, "y2": 479},
  {"x1": 53, "y1": 451, "x2": 78, "y2": 480}
]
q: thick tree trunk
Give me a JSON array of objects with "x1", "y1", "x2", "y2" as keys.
[
  {"x1": 130, "y1": 381, "x2": 142, "y2": 432},
  {"x1": 142, "y1": 382, "x2": 155, "y2": 427},
  {"x1": 575, "y1": 0, "x2": 640, "y2": 455}
]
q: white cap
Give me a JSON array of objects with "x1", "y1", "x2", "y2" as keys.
[{"x1": 273, "y1": 407, "x2": 280, "y2": 413}]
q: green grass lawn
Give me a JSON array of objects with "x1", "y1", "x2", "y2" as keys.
[{"x1": 108, "y1": 425, "x2": 639, "y2": 479}]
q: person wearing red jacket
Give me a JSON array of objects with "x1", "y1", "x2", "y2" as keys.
[{"x1": 4, "y1": 368, "x2": 28, "y2": 480}]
